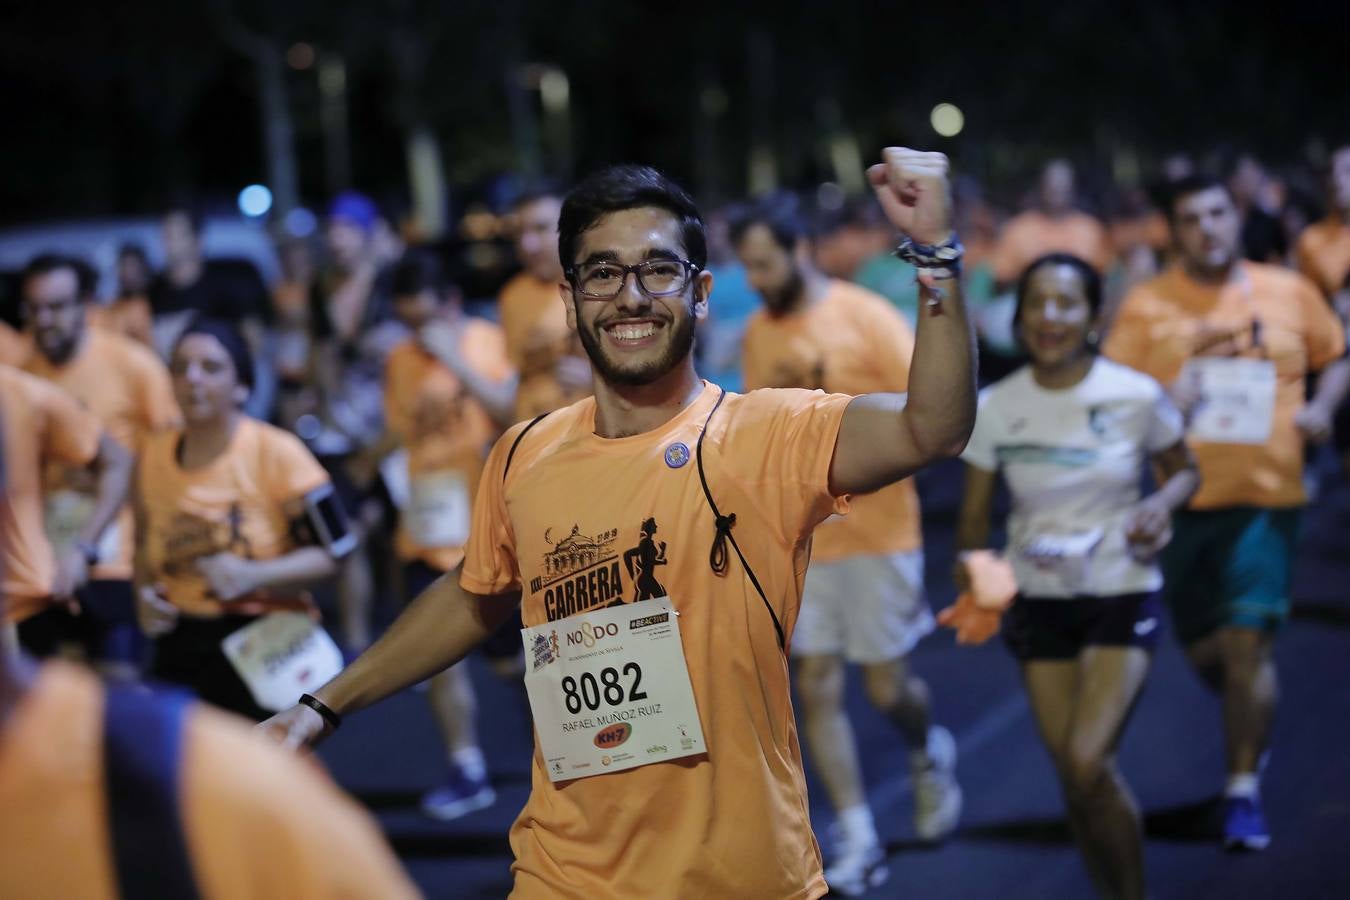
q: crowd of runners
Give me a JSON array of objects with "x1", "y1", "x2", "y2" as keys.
[{"x1": 2, "y1": 140, "x2": 1348, "y2": 899}]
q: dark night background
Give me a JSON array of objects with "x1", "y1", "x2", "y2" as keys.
[{"x1": 3, "y1": 0, "x2": 1349, "y2": 225}]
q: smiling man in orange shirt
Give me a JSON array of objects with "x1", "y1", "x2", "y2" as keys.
[
  {"x1": 734, "y1": 195, "x2": 961, "y2": 895},
  {"x1": 264, "y1": 148, "x2": 976, "y2": 899}
]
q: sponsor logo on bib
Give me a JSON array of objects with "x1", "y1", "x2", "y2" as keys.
[{"x1": 593, "y1": 722, "x2": 632, "y2": 748}]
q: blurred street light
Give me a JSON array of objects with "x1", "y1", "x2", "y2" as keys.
[
  {"x1": 237, "y1": 184, "x2": 273, "y2": 217},
  {"x1": 931, "y1": 103, "x2": 965, "y2": 138}
]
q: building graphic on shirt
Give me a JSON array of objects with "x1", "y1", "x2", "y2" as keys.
[
  {"x1": 537, "y1": 525, "x2": 619, "y2": 588},
  {"x1": 533, "y1": 520, "x2": 673, "y2": 622}
]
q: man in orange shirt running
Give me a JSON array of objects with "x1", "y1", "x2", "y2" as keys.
[
  {"x1": 1104, "y1": 174, "x2": 1350, "y2": 851},
  {"x1": 0, "y1": 423, "x2": 419, "y2": 899},
  {"x1": 22, "y1": 253, "x2": 180, "y2": 674},
  {"x1": 264, "y1": 147, "x2": 976, "y2": 899},
  {"x1": 498, "y1": 188, "x2": 593, "y2": 421},
  {"x1": 991, "y1": 159, "x2": 1114, "y2": 289},
  {"x1": 734, "y1": 196, "x2": 961, "y2": 895}
]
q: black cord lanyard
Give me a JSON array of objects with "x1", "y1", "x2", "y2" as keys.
[
  {"x1": 502, "y1": 390, "x2": 785, "y2": 652},
  {"x1": 695, "y1": 387, "x2": 786, "y2": 652}
]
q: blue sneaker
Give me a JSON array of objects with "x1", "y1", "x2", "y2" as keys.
[
  {"x1": 421, "y1": 767, "x2": 496, "y2": 821},
  {"x1": 1222, "y1": 794, "x2": 1270, "y2": 851}
]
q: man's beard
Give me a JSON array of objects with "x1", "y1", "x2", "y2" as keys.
[
  {"x1": 763, "y1": 269, "x2": 805, "y2": 315},
  {"x1": 575, "y1": 300, "x2": 697, "y2": 387}
]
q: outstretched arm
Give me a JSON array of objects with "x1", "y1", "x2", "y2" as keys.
[
  {"x1": 261, "y1": 570, "x2": 521, "y2": 748},
  {"x1": 829, "y1": 149, "x2": 977, "y2": 496}
]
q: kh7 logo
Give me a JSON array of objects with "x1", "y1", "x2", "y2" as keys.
[{"x1": 593, "y1": 722, "x2": 632, "y2": 749}]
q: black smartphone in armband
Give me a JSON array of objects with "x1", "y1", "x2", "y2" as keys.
[{"x1": 303, "y1": 484, "x2": 357, "y2": 559}]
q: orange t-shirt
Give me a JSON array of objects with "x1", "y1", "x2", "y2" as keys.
[
  {"x1": 1295, "y1": 214, "x2": 1350, "y2": 299},
  {"x1": 1109, "y1": 211, "x2": 1171, "y2": 254},
  {"x1": 0, "y1": 366, "x2": 103, "y2": 622},
  {"x1": 0, "y1": 321, "x2": 30, "y2": 368},
  {"x1": 991, "y1": 210, "x2": 1115, "y2": 284},
  {"x1": 462, "y1": 383, "x2": 850, "y2": 899},
  {"x1": 25, "y1": 328, "x2": 180, "y2": 581},
  {"x1": 1103, "y1": 262, "x2": 1346, "y2": 509},
  {"x1": 385, "y1": 319, "x2": 514, "y2": 571},
  {"x1": 0, "y1": 662, "x2": 419, "y2": 900},
  {"x1": 89, "y1": 297, "x2": 154, "y2": 348},
  {"x1": 137, "y1": 417, "x2": 332, "y2": 617},
  {"x1": 498, "y1": 273, "x2": 591, "y2": 420},
  {"x1": 742, "y1": 279, "x2": 922, "y2": 560}
]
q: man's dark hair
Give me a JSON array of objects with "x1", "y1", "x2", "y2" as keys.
[
  {"x1": 1165, "y1": 174, "x2": 1230, "y2": 222},
  {"x1": 1012, "y1": 252, "x2": 1104, "y2": 343},
  {"x1": 391, "y1": 248, "x2": 449, "y2": 297},
  {"x1": 558, "y1": 165, "x2": 706, "y2": 271},
  {"x1": 118, "y1": 243, "x2": 150, "y2": 266},
  {"x1": 728, "y1": 192, "x2": 810, "y2": 252},
  {"x1": 19, "y1": 253, "x2": 82, "y2": 295}
]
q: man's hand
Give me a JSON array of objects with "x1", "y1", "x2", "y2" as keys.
[
  {"x1": 1168, "y1": 365, "x2": 1204, "y2": 419},
  {"x1": 51, "y1": 549, "x2": 89, "y2": 610},
  {"x1": 1294, "y1": 402, "x2": 1334, "y2": 444},
  {"x1": 197, "y1": 553, "x2": 261, "y2": 602},
  {"x1": 1124, "y1": 497, "x2": 1174, "y2": 562},
  {"x1": 136, "y1": 583, "x2": 179, "y2": 636},
  {"x1": 258, "y1": 702, "x2": 333, "y2": 751},
  {"x1": 866, "y1": 148, "x2": 953, "y2": 245}
]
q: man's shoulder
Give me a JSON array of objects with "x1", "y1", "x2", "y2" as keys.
[
  {"x1": 495, "y1": 398, "x2": 593, "y2": 465},
  {"x1": 827, "y1": 278, "x2": 901, "y2": 318},
  {"x1": 1245, "y1": 260, "x2": 1318, "y2": 298}
]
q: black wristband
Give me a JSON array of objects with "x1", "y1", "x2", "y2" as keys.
[{"x1": 299, "y1": 693, "x2": 342, "y2": 731}]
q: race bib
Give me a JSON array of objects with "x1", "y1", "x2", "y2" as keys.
[
  {"x1": 406, "y1": 470, "x2": 471, "y2": 549},
  {"x1": 522, "y1": 597, "x2": 707, "y2": 782},
  {"x1": 220, "y1": 613, "x2": 344, "y2": 713},
  {"x1": 1018, "y1": 527, "x2": 1104, "y2": 595},
  {"x1": 43, "y1": 490, "x2": 120, "y2": 564},
  {"x1": 1186, "y1": 358, "x2": 1276, "y2": 445}
]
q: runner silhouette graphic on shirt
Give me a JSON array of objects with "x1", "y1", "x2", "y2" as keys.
[{"x1": 623, "y1": 517, "x2": 668, "y2": 602}]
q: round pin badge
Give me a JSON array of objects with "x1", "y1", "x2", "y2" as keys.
[{"x1": 664, "y1": 442, "x2": 691, "y2": 469}]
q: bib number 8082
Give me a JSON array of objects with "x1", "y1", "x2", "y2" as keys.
[{"x1": 561, "y1": 662, "x2": 648, "y2": 714}]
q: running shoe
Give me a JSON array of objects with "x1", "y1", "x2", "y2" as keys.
[
  {"x1": 913, "y1": 725, "x2": 963, "y2": 842},
  {"x1": 1222, "y1": 794, "x2": 1271, "y2": 851},
  {"x1": 421, "y1": 767, "x2": 496, "y2": 821},
  {"x1": 823, "y1": 839, "x2": 888, "y2": 897}
]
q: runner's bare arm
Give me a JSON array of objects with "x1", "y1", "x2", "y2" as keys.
[
  {"x1": 955, "y1": 464, "x2": 997, "y2": 554},
  {"x1": 1295, "y1": 357, "x2": 1350, "y2": 443},
  {"x1": 78, "y1": 433, "x2": 134, "y2": 551},
  {"x1": 261, "y1": 572, "x2": 521, "y2": 748},
  {"x1": 829, "y1": 149, "x2": 977, "y2": 495}
]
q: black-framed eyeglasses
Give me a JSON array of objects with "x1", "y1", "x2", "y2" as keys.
[{"x1": 565, "y1": 258, "x2": 700, "y2": 300}]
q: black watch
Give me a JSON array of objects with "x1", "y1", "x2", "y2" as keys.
[{"x1": 74, "y1": 540, "x2": 101, "y2": 567}]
